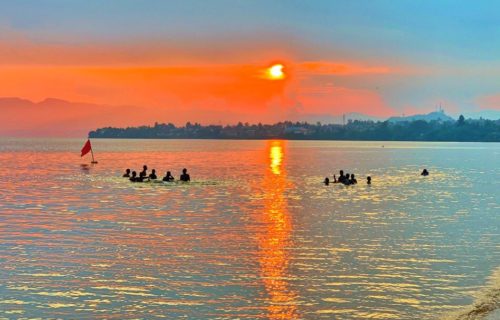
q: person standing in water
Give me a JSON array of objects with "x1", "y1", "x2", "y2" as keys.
[
  {"x1": 421, "y1": 169, "x2": 429, "y2": 176},
  {"x1": 129, "y1": 171, "x2": 138, "y2": 182},
  {"x1": 141, "y1": 165, "x2": 148, "y2": 177},
  {"x1": 350, "y1": 174, "x2": 357, "y2": 184},
  {"x1": 123, "y1": 169, "x2": 131, "y2": 177},
  {"x1": 163, "y1": 171, "x2": 174, "y2": 182},
  {"x1": 337, "y1": 170, "x2": 346, "y2": 184},
  {"x1": 367, "y1": 176, "x2": 371, "y2": 185},
  {"x1": 149, "y1": 169, "x2": 157, "y2": 180},
  {"x1": 180, "y1": 168, "x2": 191, "y2": 182},
  {"x1": 324, "y1": 177, "x2": 330, "y2": 185},
  {"x1": 343, "y1": 173, "x2": 351, "y2": 185},
  {"x1": 138, "y1": 171, "x2": 148, "y2": 182}
]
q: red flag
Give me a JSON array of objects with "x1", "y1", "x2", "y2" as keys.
[{"x1": 81, "y1": 139, "x2": 92, "y2": 157}]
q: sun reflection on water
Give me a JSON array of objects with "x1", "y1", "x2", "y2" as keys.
[
  {"x1": 269, "y1": 143, "x2": 283, "y2": 175},
  {"x1": 257, "y1": 140, "x2": 298, "y2": 319}
]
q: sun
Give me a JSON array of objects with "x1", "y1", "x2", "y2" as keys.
[{"x1": 267, "y1": 64, "x2": 285, "y2": 80}]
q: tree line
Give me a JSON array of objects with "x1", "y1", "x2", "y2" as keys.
[{"x1": 89, "y1": 116, "x2": 500, "y2": 142}]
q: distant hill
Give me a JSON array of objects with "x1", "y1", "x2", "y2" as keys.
[
  {"x1": 0, "y1": 97, "x2": 156, "y2": 137},
  {"x1": 293, "y1": 112, "x2": 383, "y2": 124},
  {"x1": 460, "y1": 110, "x2": 500, "y2": 120},
  {"x1": 388, "y1": 111, "x2": 455, "y2": 123},
  {"x1": 1, "y1": 96, "x2": 499, "y2": 138}
]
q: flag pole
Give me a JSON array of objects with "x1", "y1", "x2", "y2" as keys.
[{"x1": 90, "y1": 139, "x2": 98, "y2": 164}]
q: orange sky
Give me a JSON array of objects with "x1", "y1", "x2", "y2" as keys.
[
  {"x1": 0, "y1": 62, "x2": 397, "y2": 103},
  {"x1": 0, "y1": 56, "x2": 402, "y2": 129},
  {"x1": 1, "y1": 1, "x2": 499, "y2": 137},
  {"x1": 2, "y1": 40, "x2": 496, "y2": 137},
  {"x1": 0, "y1": 25, "x2": 408, "y2": 126}
]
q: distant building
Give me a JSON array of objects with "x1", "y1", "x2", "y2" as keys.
[{"x1": 284, "y1": 126, "x2": 311, "y2": 135}]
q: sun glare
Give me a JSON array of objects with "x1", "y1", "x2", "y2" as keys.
[{"x1": 267, "y1": 64, "x2": 285, "y2": 80}]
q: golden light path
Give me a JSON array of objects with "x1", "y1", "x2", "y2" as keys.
[
  {"x1": 257, "y1": 140, "x2": 298, "y2": 319},
  {"x1": 269, "y1": 144, "x2": 283, "y2": 175}
]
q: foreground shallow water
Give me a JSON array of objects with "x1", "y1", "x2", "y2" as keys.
[{"x1": 0, "y1": 139, "x2": 499, "y2": 319}]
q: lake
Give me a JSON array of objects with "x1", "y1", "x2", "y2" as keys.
[{"x1": 0, "y1": 138, "x2": 499, "y2": 319}]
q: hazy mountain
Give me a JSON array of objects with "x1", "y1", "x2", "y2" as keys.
[
  {"x1": 387, "y1": 111, "x2": 455, "y2": 123},
  {"x1": 0, "y1": 97, "x2": 153, "y2": 137},
  {"x1": 293, "y1": 112, "x2": 383, "y2": 124},
  {"x1": 0, "y1": 97, "x2": 250, "y2": 137},
  {"x1": 460, "y1": 110, "x2": 500, "y2": 120},
  {"x1": 1, "y1": 96, "x2": 496, "y2": 137}
]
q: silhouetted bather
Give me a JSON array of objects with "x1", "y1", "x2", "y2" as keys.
[
  {"x1": 140, "y1": 165, "x2": 148, "y2": 177},
  {"x1": 149, "y1": 169, "x2": 157, "y2": 180},
  {"x1": 163, "y1": 171, "x2": 174, "y2": 182},
  {"x1": 421, "y1": 169, "x2": 429, "y2": 176},
  {"x1": 129, "y1": 171, "x2": 138, "y2": 182},
  {"x1": 337, "y1": 170, "x2": 346, "y2": 183},
  {"x1": 123, "y1": 168, "x2": 131, "y2": 177},
  {"x1": 324, "y1": 177, "x2": 330, "y2": 185},
  {"x1": 367, "y1": 176, "x2": 371, "y2": 185},
  {"x1": 180, "y1": 168, "x2": 191, "y2": 182},
  {"x1": 137, "y1": 171, "x2": 148, "y2": 182},
  {"x1": 343, "y1": 173, "x2": 353, "y2": 185},
  {"x1": 350, "y1": 174, "x2": 357, "y2": 184}
]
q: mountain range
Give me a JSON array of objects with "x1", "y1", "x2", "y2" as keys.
[
  {"x1": 387, "y1": 111, "x2": 455, "y2": 123},
  {"x1": 1, "y1": 97, "x2": 499, "y2": 137}
]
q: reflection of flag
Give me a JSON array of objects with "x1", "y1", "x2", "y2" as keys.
[{"x1": 81, "y1": 139, "x2": 92, "y2": 157}]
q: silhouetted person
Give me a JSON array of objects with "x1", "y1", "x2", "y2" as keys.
[
  {"x1": 149, "y1": 169, "x2": 157, "y2": 180},
  {"x1": 367, "y1": 176, "x2": 371, "y2": 185},
  {"x1": 141, "y1": 165, "x2": 148, "y2": 177},
  {"x1": 333, "y1": 174, "x2": 338, "y2": 183},
  {"x1": 343, "y1": 173, "x2": 351, "y2": 185},
  {"x1": 324, "y1": 177, "x2": 330, "y2": 185},
  {"x1": 337, "y1": 170, "x2": 346, "y2": 183},
  {"x1": 350, "y1": 174, "x2": 357, "y2": 184},
  {"x1": 129, "y1": 171, "x2": 138, "y2": 182},
  {"x1": 163, "y1": 171, "x2": 174, "y2": 182},
  {"x1": 123, "y1": 168, "x2": 131, "y2": 177},
  {"x1": 421, "y1": 169, "x2": 429, "y2": 176},
  {"x1": 138, "y1": 171, "x2": 148, "y2": 182},
  {"x1": 180, "y1": 168, "x2": 190, "y2": 182}
]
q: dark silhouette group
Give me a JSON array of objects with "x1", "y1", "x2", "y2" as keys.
[
  {"x1": 324, "y1": 170, "x2": 361, "y2": 186},
  {"x1": 324, "y1": 169, "x2": 429, "y2": 185},
  {"x1": 123, "y1": 165, "x2": 190, "y2": 182}
]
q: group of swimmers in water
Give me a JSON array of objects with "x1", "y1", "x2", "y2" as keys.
[
  {"x1": 324, "y1": 168, "x2": 429, "y2": 186},
  {"x1": 324, "y1": 170, "x2": 366, "y2": 186},
  {"x1": 122, "y1": 165, "x2": 191, "y2": 182},
  {"x1": 123, "y1": 165, "x2": 429, "y2": 185}
]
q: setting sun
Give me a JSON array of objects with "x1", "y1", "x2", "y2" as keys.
[{"x1": 267, "y1": 64, "x2": 285, "y2": 80}]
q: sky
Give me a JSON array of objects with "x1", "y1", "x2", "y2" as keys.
[{"x1": 1, "y1": 0, "x2": 500, "y2": 135}]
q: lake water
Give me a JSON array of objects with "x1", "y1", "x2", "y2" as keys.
[{"x1": 0, "y1": 138, "x2": 499, "y2": 319}]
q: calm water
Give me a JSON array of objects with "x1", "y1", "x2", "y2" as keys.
[{"x1": 0, "y1": 138, "x2": 499, "y2": 319}]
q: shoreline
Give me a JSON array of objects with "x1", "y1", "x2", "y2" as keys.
[
  {"x1": 449, "y1": 266, "x2": 500, "y2": 319},
  {"x1": 88, "y1": 137, "x2": 500, "y2": 143}
]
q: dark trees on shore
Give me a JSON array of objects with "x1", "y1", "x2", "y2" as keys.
[{"x1": 89, "y1": 118, "x2": 500, "y2": 142}]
